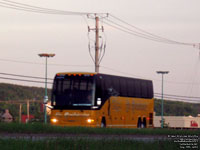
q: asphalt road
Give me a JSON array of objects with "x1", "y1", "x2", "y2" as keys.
[{"x1": 0, "y1": 133, "x2": 169, "y2": 141}]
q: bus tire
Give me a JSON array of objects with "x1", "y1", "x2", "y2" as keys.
[
  {"x1": 142, "y1": 118, "x2": 147, "y2": 128},
  {"x1": 101, "y1": 117, "x2": 106, "y2": 128},
  {"x1": 137, "y1": 118, "x2": 142, "y2": 128}
]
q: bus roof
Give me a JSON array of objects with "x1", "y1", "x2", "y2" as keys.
[
  {"x1": 56, "y1": 72, "x2": 97, "y2": 76},
  {"x1": 54, "y1": 72, "x2": 153, "y2": 99},
  {"x1": 55, "y1": 72, "x2": 151, "y2": 82}
]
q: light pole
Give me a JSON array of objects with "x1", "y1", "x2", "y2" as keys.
[
  {"x1": 156, "y1": 71, "x2": 169, "y2": 128},
  {"x1": 38, "y1": 53, "x2": 55, "y2": 123}
]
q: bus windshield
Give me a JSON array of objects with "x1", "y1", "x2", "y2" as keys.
[{"x1": 51, "y1": 74, "x2": 95, "y2": 107}]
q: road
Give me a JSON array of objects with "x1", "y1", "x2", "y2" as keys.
[{"x1": 0, "y1": 133, "x2": 169, "y2": 141}]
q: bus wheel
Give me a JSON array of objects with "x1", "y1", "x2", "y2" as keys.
[
  {"x1": 142, "y1": 118, "x2": 147, "y2": 128},
  {"x1": 101, "y1": 117, "x2": 106, "y2": 128},
  {"x1": 137, "y1": 118, "x2": 142, "y2": 128}
]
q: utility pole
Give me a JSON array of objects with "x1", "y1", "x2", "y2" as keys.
[
  {"x1": 88, "y1": 14, "x2": 108, "y2": 73},
  {"x1": 95, "y1": 16, "x2": 100, "y2": 73}
]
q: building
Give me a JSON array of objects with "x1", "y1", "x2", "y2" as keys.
[
  {"x1": 154, "y1": 115, "x2": 200, "y2": 128},
  {"x1": 1, "y1": 109, "x2": 13, "y2": 123}
]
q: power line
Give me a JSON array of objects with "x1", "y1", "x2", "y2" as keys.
[
  {"x1": 0, "y1": 57, "x2": 197, "y2": 86},
  {"x1": 0, "y1": 0, "x2": 91, "y2": 15},
  {"x1": 1, "y1": 70, "x2": 200, "y2": 89},
  {"x1": 100, "y1": 65, "x2": 147, "y2": 79},
  {"x1": 1, "y1": 57, "x2": 199, "y2": 85},
  {"x1": 0, "y1": 72, "x2": 53, "y2": 80},
  {"x1": 104, "y1": 21, "x2": 173, "y2": 44},
  {"x1": 104, "y1": 19, "x2": 180, "y2": 45},
  {"x1": 104, "y1": 20, "x2": 199, "y2": 47},
  {"x1": 0, "y1": 75, "x2": 198, "y2": 100},
  {"x1": 2, "y1": 0, "x2": 86, "y2": 14},
  {"x1": 1, "y1": 0, "x2": 198, "y2": 48},
  {"x1": 0, "y1": 0, "x2": 107, "y2": 16},
  {"x1": 154, "y1": 96, "x2": 200, "y2": 103},
  {"x1": 1, "y1": 0, "x2": 199, "y2": 48},
  {"x1": 108, "y1": 14, "x2": 197, "y2": 46},
  {"x1": 154, "y1": 93, "x2": 200, "y2": 103},
  {"x1": 154, "y1": 92, "x2": 200, "y2": 99},
  {"x1": 104, "y1": 19, "x2": 196, "y2": 46},
  {"x1": 0, "y1": 73, "x2": 199, "y2": 103},
  {"x1": 0, "y1": 4, "x2": 74, "y2": 16},
  {"x1": 0, "y1": 76, "x2": 53, "y2": 84},
  {"x1": 106, "y1": 14, "x2": 199, "y2": 47},
  {"x1": 154, "y1": 94, "x2": 200, "y2": 103},
  {"x1": 101, "y1": 65, "x2": 200, "y2": 85},
  {"x1": 0, "y1": 58, "x2": 93, "y2": 68},
  {"x1": 0, "y1": 1, "x2": 200, "y2": 102}
]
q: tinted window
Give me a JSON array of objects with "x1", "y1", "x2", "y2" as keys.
[
  {"x1": 111, "y1": 76, "x2": 120, "y2": 96},
  {"x1": 120, "y1": 77, "x2": 127, "y2": 96},
  {"x1": 141, "y1": 81, "x2": 148, "y2": 98},
  {"x1": 52, "y1": 75, "x2": 95, "y2": 107},
  {"x1": 80, "y1": 80, "x2": 87, "y2": 90},
  {"x1": 134, "y1": 80, "x2": 141, "y2": 97},
  {"x1": 63, "y1": 79, "x2": 71, "y2": 91},
  {"x1": 127, "y1": 79, "x2": 134, "y2": 97},
  {"x1": 105, "y1": 76, "x2": 112, "y2": 90},
  {"x1": 147, "y1": 81, "x2": 153, "y2": 98}
]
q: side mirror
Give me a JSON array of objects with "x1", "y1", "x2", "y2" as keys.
[
  {"x1": 107, "y1": 88, "x2": 119, "y2": 96},
  {"x1": 97, "y1": 98, "x2": 101, "y2": 105}
]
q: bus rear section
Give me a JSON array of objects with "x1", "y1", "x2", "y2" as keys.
[
  {"x1": 104, "y1": 97, "x2": 154, "y2": 128},
  {"x1": 50, "y1": 72, "x2": 154, "y2": 128}
]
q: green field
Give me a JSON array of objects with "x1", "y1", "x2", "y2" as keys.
[
  {"x1": 0, "y1": 138, "x2": 185, "y2": 150},
  {"x1": 0, "y1": 123, "x2": 199, "y2": 150},
  {"x1": 0, "y1": 123, "x2": 199, "y2": 135}
]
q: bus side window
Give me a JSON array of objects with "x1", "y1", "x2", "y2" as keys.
[
  {"x1": 104, "y1": 75, "x2": 115, "y2": 98},
  {"x1": 134, "y1": 80, "x2": 141, "y2": 97},
  {"x1": 141, "y1": 81, "x2": 148, "y2": 98},
  {"x1": 147, "y1": 81, "x2": 153, "y2": 98},
  {"x1": 110, "y1": 76, "x2": 120, "y2": 96},
  {"x1": 127, "y1": 79, "x2": 134, "y2": 97},
  {"x1": 105, "y1": 76, "x2": 112, "y2": 93},
  {"x1": 120, "y1": 78, "x2": 127, "y2": 97},
  {"x1": 131, "y1": 79, "x2": 136, "y2": 97},
  {"x1": 105, "y1": 76, "x2": 111, "y2": 95}
]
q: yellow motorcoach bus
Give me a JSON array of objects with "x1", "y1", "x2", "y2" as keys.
[{"x1": 50, "y1": 72, "x2": 154, "y2": 128}]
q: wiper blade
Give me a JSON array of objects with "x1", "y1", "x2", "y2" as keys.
[{"x1": 73, "y1": 104, "x2": 92, "y2": 106}]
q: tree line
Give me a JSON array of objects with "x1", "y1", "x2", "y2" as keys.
[{"x1": 0, "y1": 83, "x2": 199, "y2": 122}]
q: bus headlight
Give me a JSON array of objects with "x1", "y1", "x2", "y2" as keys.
[
  {"x1": 87, "y1": 119, "x2": 94, "y2": 123},
  {"x1": 51, "y1": 118, "x2": 58, "y2": 123}
]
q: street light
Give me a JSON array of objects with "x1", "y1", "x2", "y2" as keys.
[
  {"x1": 38, "y1": 53, "x2": 55, "y2": 123},
  {"x1": 156, "y1": 71, "x2": 169, "y2": 128}
]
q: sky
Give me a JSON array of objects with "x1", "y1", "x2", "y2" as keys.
[{"x1": 0, "y1": 0, "x2": 200, "y2": 103}]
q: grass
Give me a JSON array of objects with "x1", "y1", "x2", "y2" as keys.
[
  {"x1": 0, "y1": 138, "x2": 183, "y2": 150},
  {"x1": 0, "y1": 123, "x2": 199, "y2": 150},
  {"x1": 0, "y1": 122, "x2": 199, "y2": 135}
]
